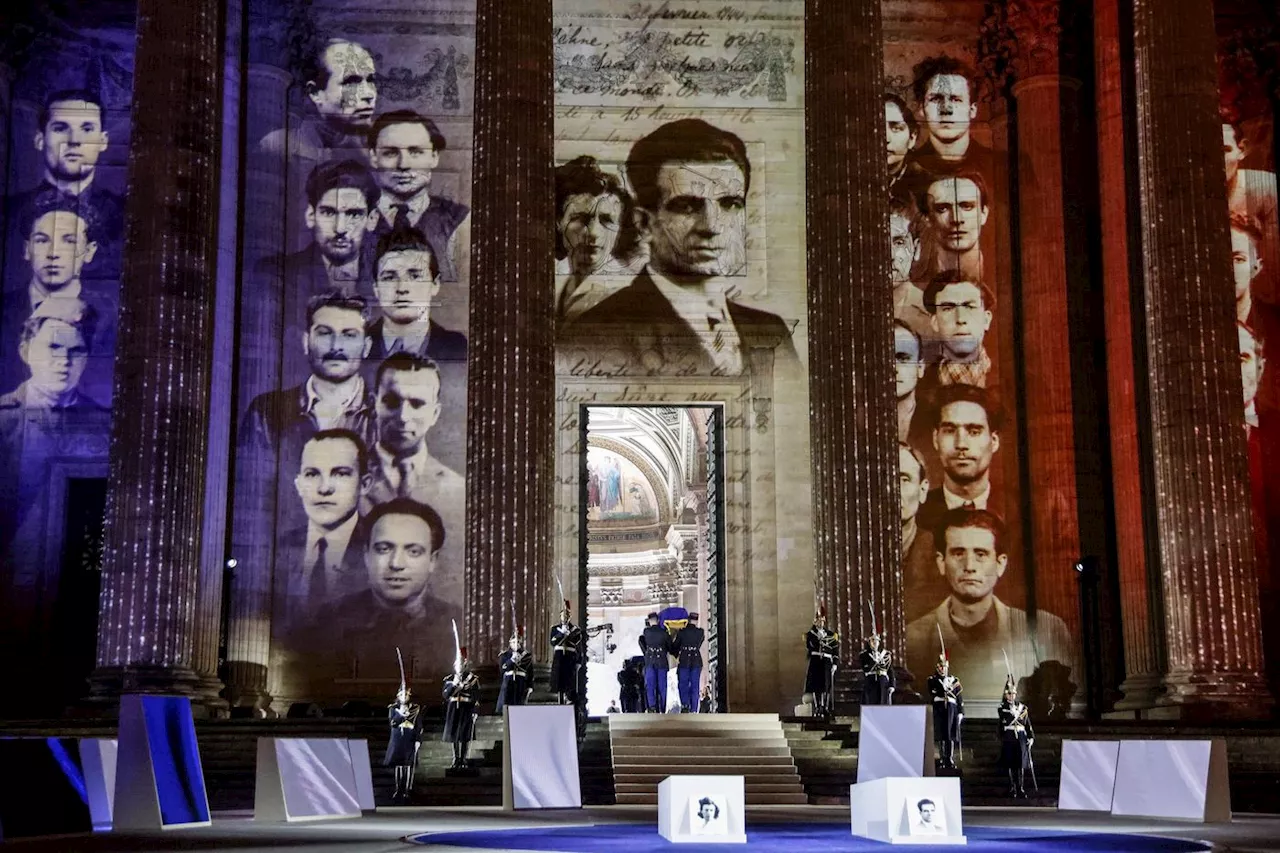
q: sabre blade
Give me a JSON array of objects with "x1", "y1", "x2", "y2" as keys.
[
  {"x1": 452, "y1": 619, "x2": 462, "y2": 672},
  {"x1": 396, "y1": 646, "x2": 406, "y2": 697},
  {"x1": 936, "y1": 623, "x2": 946, "y2": 660}
]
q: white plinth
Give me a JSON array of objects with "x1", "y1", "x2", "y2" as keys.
[
  {"x1": 113, "y1": 695, "x2": 211, "y2": 831},
  {"x1": 857, "y1": 706, "x2": 934, "y2": 783},
  {"x1": 658, "y1": 775, "x2": 747, "y2": 844},
  {"x1": 850, "y1": 777, "x2": 966, "y2": 845},
  {"x1": 1058, "y1": 740, "x2": 1119, "y2": 812},
  {"x1": 346, "y1": 739, "x2": 376, "y2": 811},
  {"x1": 80, "y1": 738, "x2": 118, "y2": 828},
  {"x1": 254, "y1": 738, "x2": 362, "y2": 822},
  {"x1": 503, "y1": 706, "x2": 582, "y2": 810},
  {"x1": 1111, "y1": 739, "x2": 1231, "y2": 822}
]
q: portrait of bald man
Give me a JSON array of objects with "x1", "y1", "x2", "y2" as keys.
[{"x1": 259, "y1": 37, "x2": 379, "y2": 159}]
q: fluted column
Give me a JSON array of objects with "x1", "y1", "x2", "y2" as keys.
[
  {"x1": 189, "y1": 0, "x2": 247, "y2": 717},
  {"x1": 804, "y1": 1, "x2": 901, "y2": 678},
  {"x1": 1094, "y1": 0, "x2": 1162, "y2": 711},
  {"x1": 1131, "y1": 0, "x2": 1272, "y2": 716},
  {"x1": 89, "y1": 0, "x2": 223, "y2": 704},
  {"x1": 1003, "y1": 1, "x2": 1107, "y2": 703},
  {"x1": 464, "y1": 0, "x2": 555, "y2": 668}
]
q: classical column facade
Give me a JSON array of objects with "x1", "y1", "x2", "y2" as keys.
[
  {"x1": 1094, "y1": 0, "x2": 1162, "y2": 712},
  {"x1": 1131, "y1": 0, "x2": 1272, "y2": 715},
  {"x1": 88, "y1": 0, "x2": 224, "y2": 704},
  {"x1": 804, "y1": 0, "x2": 902, "y2": 678},
  {"x1": 463, "y1": 0, "x2": 555, "y2": 668},
  {"x1": 189, "y1": 0, "x2": 247, "y2": 716}
]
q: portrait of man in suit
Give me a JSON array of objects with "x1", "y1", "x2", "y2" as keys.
[
  {"x1": 562, "y1": 118, "x2": 794, "y2": 377},
  {"x1": 292, "y1": 497, "x2": 458, "y2": 696},
  {"x1": 275, "y1": 428, "x2": 370, "y2": 629},
  {"x1": 0, "y1": 296, "x2": 104, "y2": 412},
  {"x1": 367, "y1": 224, "x2": 467, "y2": 363},
  {"x1": 1, "y1": 204, "x2": 115, "y2": 399},
  {"x1": 367, "y1": 111, "x2": 470, "y2": 284},
  {"x1": 917, "y1": 383, "x2": 1003, "y2": 533},
  {"x1": 6, "y1": 89, "x2": 124, "y2": 284}
]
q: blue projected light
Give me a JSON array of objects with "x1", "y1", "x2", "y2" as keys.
[
  {"x1": 46, "y1": 737, "x2": 89, "y2": 806},
  {"x1": 140, "y1": 696, "x2": 211, "y2": 826}
]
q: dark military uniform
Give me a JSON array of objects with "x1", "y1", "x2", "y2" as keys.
[
  {"x1": 674, "y1": 618, "x2": 705, "y2": 712},
  {"x1": 804, "y1": 624, "x2": 839, "y2": 718},
  {"x1": 998, "y1": 697, "x2": 1034, "y2": 797},
  {"x1": 617, "y1": 657, "x2": 643, "y2": 712},
  {"x1": 859, "y1": 644, "x2": 895, "y2": 706},
  {"x1": 549, "y1": 621, "x2": 583, "y2": 704},
  {"x1": 640, "y1": 621, "x2": 672, "y2": 712},
  {"x1": 442, "y1": 668, "x2": 479, "y2": 768},
  {"x1": 496, "y1": 646, "x2": 533, "y2": 713},
  {"x1": 928, "y1": 667, "x2": 963, "y2": 768},
  {"x1": 384, "y1": 701, "x2": 423, "y2": 767}
]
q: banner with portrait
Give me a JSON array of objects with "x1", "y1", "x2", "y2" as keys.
[
  {"x1": 1218, "y1": 27, "x2": 1280, "y2": 693},
  {"x1": 0, "y1": 11, "x2": 135, "y2": 714},
  {"x1": 884, "y1": 43, "x2": 1072, "y2": 703},
  {"x1": 229, "y1": 2, "x2": 475, "y2": 710},
  {"x1": 550, "y1": 0, "x2": 813, "y2": 706}
]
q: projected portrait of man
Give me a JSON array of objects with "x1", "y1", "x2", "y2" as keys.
[
  {"x1": 1232, "y1": 212, "x2": 1265, "y2": 328},
  {"x1": 920, "y1": 270, "x2": 995, "y2": 392},
  {"x1": 296, "y1": 497, "x2": 457, "y2": 694},
  {"x1": 1241, "y1": 321, "x2": 1265, "y2": 431},
  {"x1": 239, "y1": 292, "x2": 375, "y2": 458},
  {"x1": 367, "y1": 225, "x2": 467, "y2": 363},
  {"x1": 1223, "y1": 120, "x2": 1278, "y2": 298},
  {"x1": 901, "y1": 441, "x2": 946, "y2": 623},
  {"x1": 923, "y1": 173, "x2": 989, "y2": 280},
  {"x1": 1, "y1": 205, "x2": 115, "y2": 398},
  {"x1": 906, "y1": 508, "x2": 1075, "y2": 698},
  {"x1": 563, "y1": 119, "x2": 794, "y2": 377},
  {"x1": 0, "y1": 297, "x2": 103, "y2": 412},
  {"x1": 885, "y1": 93, "x2": 926, "y2": 199},
  {"x1": 275, "y1": 429, "x2": 370, "y2": 627},
  {"x1": 917, "y1": 384, "x2": 1003, "y2": 532},
  {"x1": 7, "y1": 89, "x2": 124, "y2": 281},
  {"x1": 890, "y1": 194, "x2": 931, "y2": 343},
  {"x1": 368, "y1": 111, "x2": 470, "y2": 284},
  {"x1": 910, "y1": 56, "x2": 994, "y2": 179},
  {"x1": 259, "y1": 38, "x2": 378, "y2": 157},
  {"x1": 554, "y1": 155, "x2": 639, "y2": 322}
]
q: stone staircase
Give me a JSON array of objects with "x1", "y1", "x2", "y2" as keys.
[{"x1": 608, "y1": 713, "x2": 808, "y2": 806}]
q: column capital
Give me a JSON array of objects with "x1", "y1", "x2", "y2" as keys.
[{"x1": 978, "y1": 0, "x2": 1081, "y2": 93}]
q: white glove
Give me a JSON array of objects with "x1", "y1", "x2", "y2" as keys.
[{"x1": 958, "y1": 714, "x2": 964, "y2": 722}]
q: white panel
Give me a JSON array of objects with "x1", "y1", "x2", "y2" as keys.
[
  {"x1": 1111, "y1": 739, "x2": 1231, "y2": 822},
  {"x1": 658, "y1": 775, "x2": 746, "y2": 844},
  {"x1": 1058, "y1": 740, "x2": 1119, "y2": 812},
  {"x1": 346, "y1": 739, "x2": 376, "y2": 811},
  {"x1": 857, "y1": 706, "x2": 934, "y2": 783},
  {"x1": 79, "y1": 738, "x2": 118, "y2": 828},
  {"x1": 503, "y1": 706, "x2": 582, "y2": 810},
  {"x1": 255, "y1": 739, "x2": 362, "y2": 822},
  {"x1": 850, "y1": 777, "x2": 966, "y2": 845}
]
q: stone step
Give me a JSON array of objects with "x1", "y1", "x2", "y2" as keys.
[
  {"x1": 615, "y1": 792, "x2": 810, "y2": 806},
  {"x1": 611, "y1": 736, "x2": 792, "y2": 750},
  {"x1": 616, "y1": 772, "x2": 801, "y2": 786},
  {"x1": 606, "y1": 753, "x2": 788, "y2": 763},
  {"x1": 608, "y1": 713, "x2": 780, "y2": 726},
  {"x1": 616, "y1": 780, "x2": 803, "y2": 793}
]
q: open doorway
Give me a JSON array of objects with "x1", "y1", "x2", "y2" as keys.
[{"x1": 577, "y1": 405, "x2": 726, "y2": 716}]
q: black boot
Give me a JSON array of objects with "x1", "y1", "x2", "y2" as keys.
[
  {"x1": 1007, "y1": 769, "x2": 1018, "y2": 797},
  {"x1": 458, "y1": 741, "x2": 470, "y2": 767},
  {"x1": 1016, "y1": 770, "x2": 1027, "y2": 799}
]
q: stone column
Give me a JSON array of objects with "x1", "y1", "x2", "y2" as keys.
[
  {"x1": 222, "y1": 0, "x2": 293, "y2": 714},
  {"x1": 463, "y1": 0, "x2": 555, "y2": 668},
  {"x1": 1093, "y1": 0, "x2": 1162, "y2": 712},
  {"x1": 804, "y1": 0, "x2": 902, "y2": 676},
  {"x1": 189, "y1": 0, "x2": 247, "y2": 717},
  {"x1": 88, "y1": 0, "x2": 224, "y2": 703},
  {"x1": 1131, "y1": 0, "x2": 1272, "y2": 716},
  {"x1": 1004, "y1": 1, "x2": 1114, "y2": 701}
]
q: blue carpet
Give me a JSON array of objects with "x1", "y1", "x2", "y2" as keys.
[{"x1": 410, "y1": 823, "x2": 1210, "y2": 851}]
